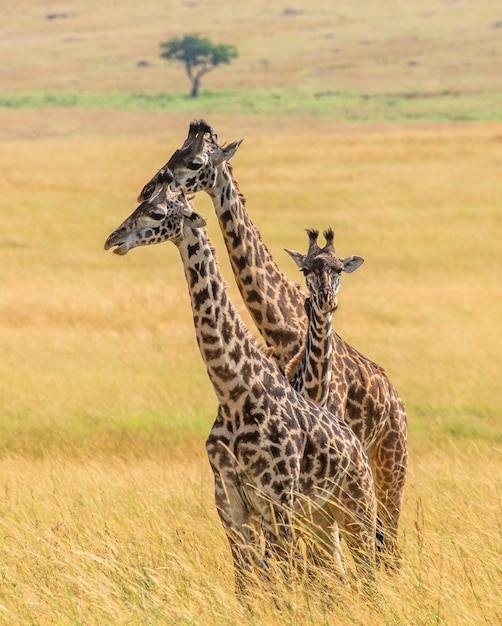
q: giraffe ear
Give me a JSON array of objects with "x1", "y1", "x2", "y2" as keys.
[
  {"x1": 223, "y1": 139, "x2": 244, "y2": 160},
  {"x1": 211, "y1": 139, "x2": 244, "y2": 165},
  {"x1": 284, "y1": 248, "x2": 305, "y2": 269},
  {"x1": 342, "y1": 255, "x2": 365, "y2": 273},
  {"x1": 182, "y1": 208, "x2": 206, "y2": 229}
]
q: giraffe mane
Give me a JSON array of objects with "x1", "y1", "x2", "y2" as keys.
[
  {"x1": 284, "y1": 343, "x2": 307, "y2": 381},
  {"x1": 226, "y1": 162, "x2": 247, "y2": 208},
  {"x1": 284, "y1": 296, "x2": 312, "y2": 380}
]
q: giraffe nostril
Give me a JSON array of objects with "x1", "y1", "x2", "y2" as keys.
[{"x1": 319, "y1": 292, "x2": 337, "y2": 312}]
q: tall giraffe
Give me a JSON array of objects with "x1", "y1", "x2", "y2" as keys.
[
  {"x1": 137, "y1": 120, "x2": 408, "y2": 563},
  {"x1": 284, "y1": 227, "x2": 364, "y2": 409},
  {"x1": 104, "y1": 184, "x2": 376, "y2": 588}
]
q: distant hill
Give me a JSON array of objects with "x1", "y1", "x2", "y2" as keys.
[{"x1": 1, "y1": 0, "x2": 501, "y2": 120}]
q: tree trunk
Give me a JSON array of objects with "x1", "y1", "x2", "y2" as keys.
[{"x1": 190, "y1": 77, "x2": 200, "y2": 98}]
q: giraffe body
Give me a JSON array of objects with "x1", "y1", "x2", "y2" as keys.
[
  {"x1": 137, "y1": 121, "x2": 408, "y2": 562},
  {"x1": 105, "y1": 188, "x2": 376, "y2": 586}
]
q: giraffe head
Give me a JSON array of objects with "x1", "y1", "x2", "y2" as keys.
[
  {"x1": 137, "y1": 119, "x2": 243, "y2": 201},
  {"x1": 104, "y1": 172, "x2": 206, "y2": 255},
  {"x1": 285, "y1": 228, "x2": 364, "y2": 312}
]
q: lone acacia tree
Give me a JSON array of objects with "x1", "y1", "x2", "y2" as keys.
[{"x1": 160, "y1": 34, "x2": 238, "y2": 98}]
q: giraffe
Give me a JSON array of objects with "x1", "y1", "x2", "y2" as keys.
[
  {"x1": 137, "y1": 120, "x2": 408, "y2": 564},
  {"x1": 283, "y1": 226, "x2": 365, "y2": 580},
  {"x1": 104, "y1": 183, "x2": 376, "y2": 589},
  {"x1": 284, "y1": 227, "x2": 364, "y2": 410}
]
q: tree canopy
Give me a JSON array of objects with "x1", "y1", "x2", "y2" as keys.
[{"x1": 160, "y1": 34, "x2": 238, "y2": 98}]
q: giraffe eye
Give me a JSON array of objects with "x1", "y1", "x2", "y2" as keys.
[
  {"x1": 150, "y1": 210, "x2": 166, "y2": 221},
  {"x1": 302, "y1": 269, "x2": 311, "y2": 276},
  {"x1": 187, "y1": 160, "x2": 203, "y2": 170}
]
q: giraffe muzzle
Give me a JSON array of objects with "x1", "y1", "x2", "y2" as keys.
[
  {"x1": 104, "y1": 231, "x2": 132, "y2": 255},
  {"x1": 319, "y1": 292, "x2": 338, "y2": 313}
]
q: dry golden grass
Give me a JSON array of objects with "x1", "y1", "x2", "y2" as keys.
[
  {"x1": 1, "y1": 113, "x2": 501, "y2": 623},
  {"x1": 0, "y1": 444, "x2": 500, "y2": 624}
]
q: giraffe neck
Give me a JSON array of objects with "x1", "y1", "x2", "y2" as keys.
[
  {"x1": 206, "y1": 164, "x2": 308, "y2": 370},
  {"x1": 177, "y1": 225, "x2": 276, "y2": 406},
  {"x1": 288, "y1": 297, "x2": 333, "y2": 408}
]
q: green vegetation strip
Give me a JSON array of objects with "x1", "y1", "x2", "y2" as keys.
[{"x1": 1, "y1": 89, "x2": 502, "y2": 121}]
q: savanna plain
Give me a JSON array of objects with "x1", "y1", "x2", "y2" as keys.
[{"x1": 1, "y1": 1, "x2": 501, "y2": 624}]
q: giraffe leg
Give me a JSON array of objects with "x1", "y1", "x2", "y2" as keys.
[
  {"x1": 329, "y1": 522, "x2": 346, "y2": 579},
  {"x1": 260, "y1": 500, "x2": 296, "y2": 573},
  {"x1": 279, "y1": 517, "x2": 346, "y2": 588},
  {"x1": 373, "y1": 405, "x2": 408, "y2": 568},
  {"x1": 297, "y1": 508, "x2": 347, "y2": 582},
  {"x1": 333, "y1": 467, "x2": 377, "y2": 583},
  {"x1": 213, "y1": 476, "x2": 264, "y2": 593},
  {"x1": 341, "y1": 521, "x2": 376, "y2": 583}
]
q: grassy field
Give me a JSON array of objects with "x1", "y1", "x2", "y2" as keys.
[
  {"x1": 1, "y1": 0, "x2": 501, "y2": 624},
  {"x1": 2, "y1": 0, "x2": 502, "y2": 120},
  {"x1": 1, "y1": 116, "x2": 501, "y2": 624}
]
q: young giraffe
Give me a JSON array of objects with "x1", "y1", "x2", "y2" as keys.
[
  {"x1": 283, "y1": 226, "x2": 365, "y2": 578},
  {"x1": 284, "y1": 227, "x2": 364, "y2": 409},
  {"x1": 104, "y1": 183, "x2": 376, "y2": 588},
  {"x1": 137, "y1": 120, "x2": 408, "y2": 564}
]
